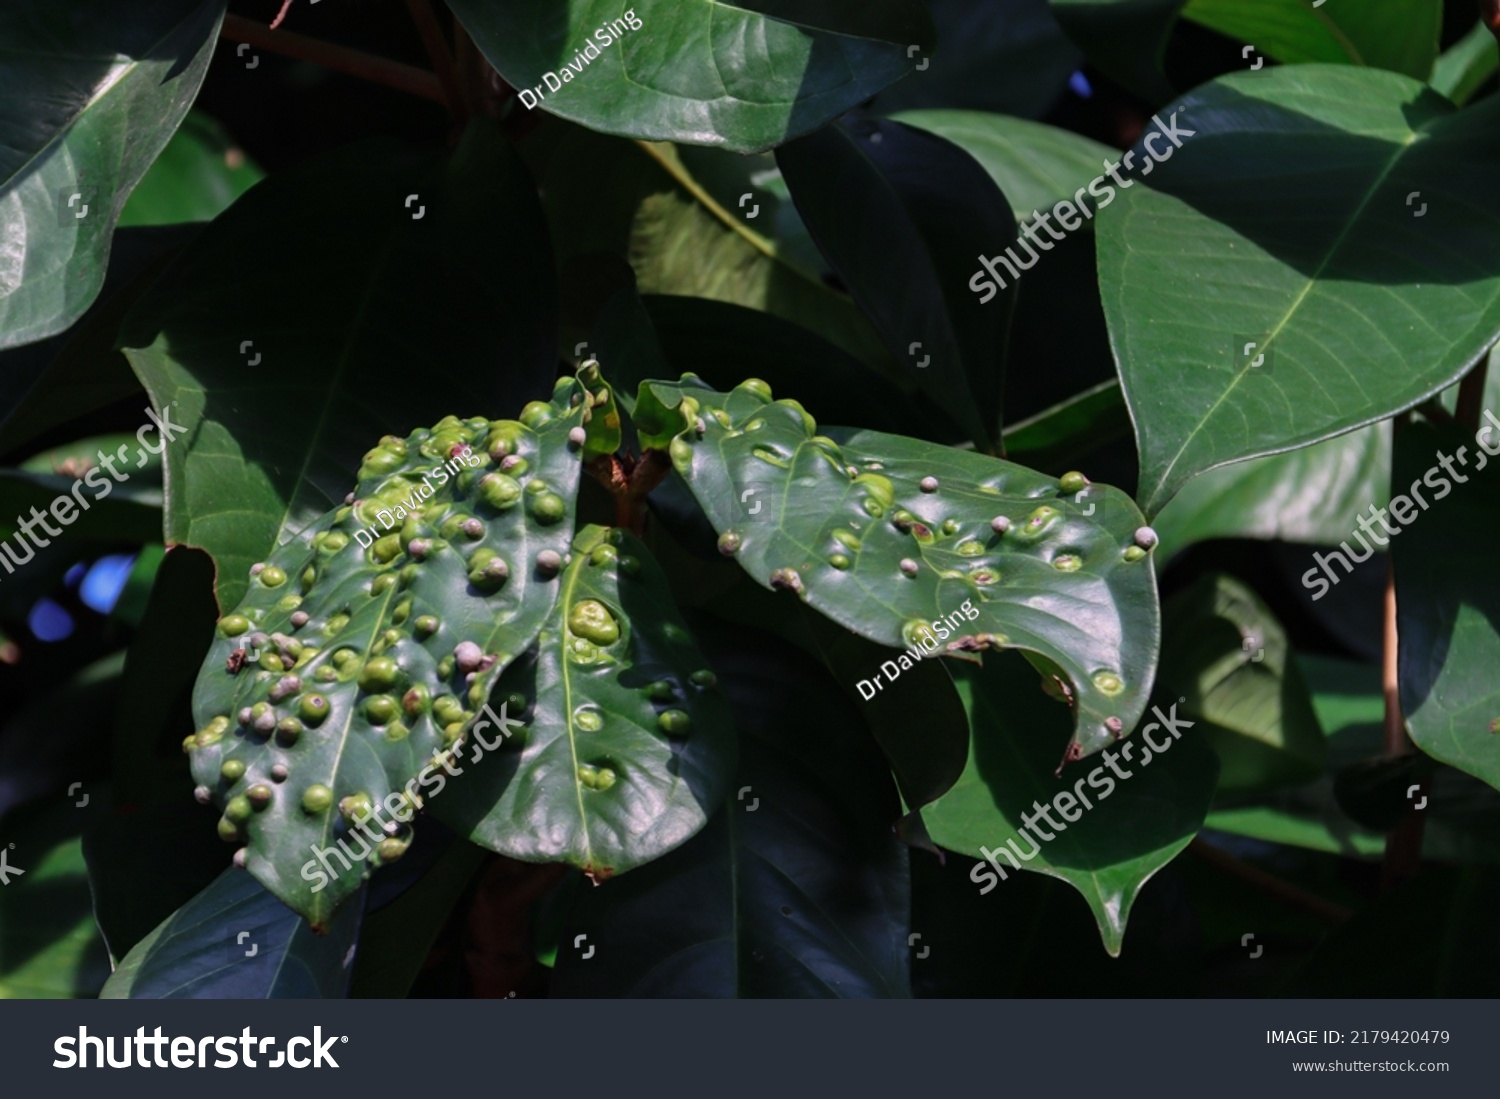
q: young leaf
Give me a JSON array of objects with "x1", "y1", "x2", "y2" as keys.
[
  {"x1": 653, "y1": 376, "x2": 1162, "y2": 762},
  {"x1": 432, "y1": 526, "x2": 736, "y2": 880},
  {"x1": 186, "y1": 389, "x2": 586, "y2": 924}
]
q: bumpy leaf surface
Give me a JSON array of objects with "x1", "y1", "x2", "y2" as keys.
[
  {"x1": 654, "y1": 376, "x2": 1162, "y2": 760},
  {"x1": 434, "y1": 526, "x2": 735, "y2": 879},
  {"x1": 188, "y1": 383, "x2": 587, "y2": 923}
]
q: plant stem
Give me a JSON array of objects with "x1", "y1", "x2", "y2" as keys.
[
  {"x1": 405, "y1": 0, "x2": 464, "y2": 121},
  {"x1": 1187, "y1": 838, "x2": 1353, "y2": 925},
  {"x1": 1456, "y1": 352, "x2": 1490, "y2": 434},
  {"x1": 220, "y1": 14, "x2": 446, "y2": 104}
]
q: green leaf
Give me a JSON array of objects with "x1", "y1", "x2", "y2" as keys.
[
  {"x1": 1211, "y1": 655, "x2": 1500, "y2": 863},
  {"x1": 533, "y1": 128, "x2": 895, "y2": 375},
  {"x1": 1396, "y1": 419, "x2": 1500, "y2": 793},
  {"x1": 187, "y1": 392, "x2": 587, "y2": 924},
  {"x1": 449, "y1": 0, "x2": 933, "y2": 153},
  {"x1": 0, "y1": 803, "x2": 110, "y2": 998},
  {"x1": 1050, "y1": 0, "x2": 1185, "y2": 103},
  {"x1": 551, "y1": 619, "x2": 908, "y2": 996},
  {"x1": 0, "y1": 224, "x2": 194, "y2": 457},
  {"x1": 778, "y1": 117, "x2": 1015, "y2": 450},
  {"x1": 1182, "y1": 0, "x2": 1442, "y2": 79},
  {"x1": 922, "y1": 657, "x2": 1218, "y2": 956},
  {"x1": 576, "y1": 360, "x2": 622, "y2": 460},
  {"x1": 0, "y1": 0, "x2": 224, "y2": 350},
  {"x1": 119, "y1": 112, "x2": 262, "y2": 227},
  {"x1": 433, "y1": 527, "x2": 736, "y2": 879},
  {"x1": 1430, "y1": 21, "x2": 1498, "y2": 107},
  {"x1": 122, "y1": 121, "x2": 559, "y2": 610},
  {"x1": 1103, "y1": 67, "x2": 1500, "y2": 514},
  {"x1": 1160, "y1": 573, "x2": 1324, "y2": 791},
  {"x1": 102, "y1": 869, "x2": 363, "y2": 998},
  {"x1": 656, "y1": 376, "x2": 1162, "y2": 760},
  {"x1": 891, "y1": 110, "x2": 1116, "y2": 228},
  {"x1": 1152, "y1": 423, "x2": 1390, "y2": 557},
  {"x1": 1001, "y1": 381, "x2": 1130, "y2": 467}
]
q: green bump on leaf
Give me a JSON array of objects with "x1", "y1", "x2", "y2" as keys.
[
  {"x1": 188, "y1": 382, "x2": 588, "y2": 923},
  {"x1": 657, "y1": 378, "x2": 1161, "y2": 760},
  {"x1": 431, "y1": 525, "x2": 735, "y2": 881}
]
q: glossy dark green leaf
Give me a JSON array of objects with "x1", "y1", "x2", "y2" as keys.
[
  {"x1": 922, "y1": 657, "x2": 1218, "y2": 955},
  {"x1": 1396, "y1": 419, "x2": 1500, "y2": 794},
  {"x1": 0, "y1": 0, "x2": 224, "y2": 349},
  {"x1": 0, "y1": 224, "x2": 196, "y2": 457},
  {"x1": 1160, "y1": 573, "x2": 1323, "y2": 791},
  {"x1": 102, "y1": 868, "x2": 364, "y2": 998},
  {"x1": 1102, "y1": 67, "x2": 1500, "y2": 514},
  {"x1": 551, "y1": 621, "x2": 908, "y2": 996},
  {"x1": 1182, "y1": 0, "x2": 1442, "y2": 79},
  {"x1": 449, "y1": 0, "x2": 932, "y2": 153},
  {"x1": 891, "y1": 110, "x2": 1115, "y2": 228},
  {"x1": 778, "y1": 117, "x2": 1015, "y2": 450},
  {"x1": 657, "y1": 376, "x2": 1162, "y2": 761},
  {"x1": 122, "y1": 121, "x2": 557, "y2": 610},
  {"x1": 118, "y1": 112, "x2": 262, "y2": 227},
  {"x1": 187, "y1": 391, "x2": 587, "y2": 924},
  {"x1": 1152, "y1": 423, "x2": 1390, "y2": 557},
  {"x1": 433, "y1": 527, "x2": 735, "y2": 879}
]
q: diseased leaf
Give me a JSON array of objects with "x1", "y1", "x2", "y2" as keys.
[
  {"x1": 433, "y1": 526, "x2": 735, "y2": 879},
  {"x1": 123, "y1": 121, "x2": 557, "y2": 609},
  {"x1": 187, "y1": 389, "x2": 587, "y2": 924},
  {"x1": 653, "y1": 376, "x2": 1162, "y2": 761}
]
